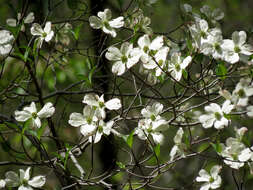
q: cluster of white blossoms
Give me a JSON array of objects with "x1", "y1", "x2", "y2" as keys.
[
  {"x1": 68, "y1": 93, "x2": 121, "y2": 143},
  {"x1": 0, "y1": 30, "x2": 14, "y2": 56},
  {"x1": 135, "y1": 102, "x2": 168, "y2": 144},
  {"x1": 105, "y1": 33, "x2": 192, "y2": 82},
  {"x1": 186, "y1": 4, "x2": 253, "y2": 64},
  {"x1": 0, "y1": 167, "x2": 46, "y2": 190}
]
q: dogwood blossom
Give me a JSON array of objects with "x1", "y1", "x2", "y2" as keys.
[
  {"x1": 68, "y1": 105, "x2": 98, "y2": 137},
  {"x1": 222, "y1": 31, "x2": 253, "y2": 64},
  {"x1": 170, "y1": 127, "x2": 187, "y2": 161},
  {"x1": 89, "y1": 8, "x2": 124, "y2": 37},
  {"x1": 7, "y1": 12, "x2": 34, "y2": 32},
  {"x1": 153, "y1": 46, "x2": 169, "y2": 76},
  {"x1": 200, "y1": 28, "x2": 224, "y2": 60},
  {"x1": 105, "y1": 42, "x2": 140, "y2": 75},
  {"x1": 189, "y1": 19, "x2": 209, "y2": 48},
  {"x1": 0, "y1": 30, "x2": 14, "y2": 56},
  {"x1": 5, "y1": 167, "x2": 46, "y2": 190},
  {"x1": 199, "y1": 100, "x2": 234, "y2": 129},
  {"x1": 196, "y1": 165, "x2": 222, "y2": 190},
  {"x1": 135, "y1": 102, "x2": 168, "y2": 144},
  {"x1": 0, "y1": 180, "x2": 5, "y2": 188},
  {"x1": 31, "y1": 21, "x2": 54, "y2": 48},
  {"x1": 14, "y1": 102, "x2": 55, "y2": 128},
  {"x1": 137, "y1": 34, "x2": 164, "y2": 69},
  {"x1": 200, "y1": 5, "x2": 224, "y2": 24},
  {"x1": 168, "y1": 52, "x2": 192, "y2": 81},
  {"x1": 82, "y1": 93, "x2": 121, "y2": 119},
  {"x1": 247, "y1": 105, "x2": 253, "y2": 117},
  {"x1": 231, "y1": 78, "x2": 253, "y2": 107},
  {"x1": 89, "y1": 120, "x2": 114, "y2": 143}
]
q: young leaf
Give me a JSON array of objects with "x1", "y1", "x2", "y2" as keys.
[
  {"x1": 126, "y1": 130, "x2": 134, "y2": 148},
  {"x1": 215, "y1": 62, "x2": 227, "y2": 80}
]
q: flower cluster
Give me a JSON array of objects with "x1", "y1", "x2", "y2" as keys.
[{"x1": 68, "y1": 93, "x2": 121, "y2": 143}]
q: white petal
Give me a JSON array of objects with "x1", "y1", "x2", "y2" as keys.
[
  {"x1": 152, "y1": 132, "x2": 164, "y2": 144},
  {"x1": 5, "y1": 171, "x2": 19, "y2": 187},
  {"x1": 199, "y1": 19, "x2": 208, "y2": 32},
  {"x1": 138, "y1": 35, "x2": 150, "y2": 48},
  {"x1": 28, "y1": 175, "x2": 46, "y2": 188},
  {"x1": 14, "y1": 110, "x2": 31, "y2": 122},
  {"x1": 90, "y1": 132, "x2": 102, "y2": 143},
  {"x1": 31, "y1": 23, "x2": 44, "y2": 36},
  {"x1": 112, "y1": 61, "x2": 126, "y2": 75},
  {"x1": 37, "y1": 102, "x2": 55, "y2": 118},
  {"x1": 181, "y1": 56, "x2": 192, "y2": 69},
  {"x1": 199, "y1": 114, "x2": 215, "y2": 128},
  {"x1": 105, "y1": 98, "x2": 121, "y2": 110},
  {"x1": 24, "y1": 102, "x2": 37, "y2": 114},
  {"x1": 89, "y1": 16, "x2": 102, "y2": 29},
  {"x1": 33, "y1": 117, "x2": 41, "y2": 128},
  {"x1": 18, "y1": 185, "x2": 33, "y2": 190},
  {"x1": 98, "y1": 9, "x2": 111, "y2": 21},
  {"x1": 24, "y1": 167, "x2": 31, "y2": 181},
  {"x1": 150, "y1": 36, "x2": 163, "y2": 50},
  {"x1": 24, "y1": 12, "x2": 35, "y2": 23},
  {"x1": 196, "y1": 169, "x2": 209, "y2": 182},
  {"x1": 82, "y1": 94, "x2": 99, "y2": 107},
  {"x1": 105, "y1": 47, "x2": 121, "y2": 61},
  {"x1": 44, "y1": 22, "x2": 52, "y2": 34},
  {"x1": 80, "y1": 124, "x2": 97, "y2": 137},
  {"x1": 109, "y1": 16, "x2": 124, "y2": 28},
  {"x1": 45, "y1": 30, "x2": 54, "y2": 42},
  {"x1": 222, "y1": 100, "x2": 234, "y2": 114},
  {"x1": 102, "y1": 26, "x2": 116, "y2": 37},
  {"x1": 232, "y1": 31, "x2": 246, "y2": 46},
  {"x1": 68, "y1": 113, "x2": 86, "y2": 127},
  {"x1": 200, "y1": 183, "x2": 211, "y2": 190},
  {"x1": 6, "y1": 18, "x2": 17, "y2": 27},
  {"x1": 103, "y1": 120, "x2": 114, "y2": 135},
  {"x1": 238, "y1": 148, "x2": 252, "y2": 162}
]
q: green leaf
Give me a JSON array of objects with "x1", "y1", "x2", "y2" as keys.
[
  {"x1": 71, "y1": 24, "x2": 83, "y2": 40},
  {"x1": 154, "y1": 143, "x2": 160, "y2": 157},
  {"x1": 215, "y1": 62, "x2": 227, "y2": 80},
  {"x1": 211, "y1": 142, "x2": 222, "y2": 153},
  {"x1": 182, "y1": 69, "x2": 188, "y2": 79},
  {"x1": 116, "y1": 161, "x2": 125, "y2": 169},
  {"x1": 126, "y1": 130, "x2": 134, "y2": 148}
]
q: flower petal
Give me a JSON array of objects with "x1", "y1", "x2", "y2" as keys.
[
  {"x1": 105, "y1": 98, "x2": 121, "y2": 110},
  {"x1": 37, "y1": 102, "x2": 55, "y2": 118},
  {"x1": 28, "y1": 175, "x2": 46, "y2": 188}
]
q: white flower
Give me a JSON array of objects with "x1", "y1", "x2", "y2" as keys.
[
  {"x1": 68, "y1": 105, "x2": 98, "y2": 137},
  {"x1": 231, "y1": 78, "x2": 253, "y2": 107},
  {"x1": 31, "y1": 21, "x2": 54, "y2": 48},
  {"x1": 137, "y1": 34, "x2": 164, "y2": 69},
  {"x1": 89, "y1": 8, "x2": 124, "y2": 37},
  {"x1": 219, "y1": 137, "x2": 245, "y2": 169},
  {"x1": 89, "y1": 120, "x2": 114, "y2": 143},
  {"x1": 170, "y1": 127, "x2": 187, "y2": 161},
  {"x1": 196, "y1": 165, "x2": 222, "y2": 190},
  {"x1": 153, "y1": 46, "x2": 169, "y2": 76},
  {"x1": 7, "y1": 12, "x2": 34, "y2": 32},
  {"x1": 135, "y1": 102, "x2": 168, "y2": 144},
  {"x1": 5, "y1": 167, "x2": 46, "y2": 190},
  {"x1": 222, "y1": 31, "x2": 253, "y2": 64},
  {"x1": 105, "y1": 42, "x2": 140, "y2": 75},
  {"x1": 247, "y1": 105, "x2": 253, "y2": 117},
  {"x1": 200, "y1": 5, "x2": 224, "y2": 24},
  {"x1": 200, "y1": 28, "x2": 224, "y2": 60},
  {"x1": 168, "y1": 52, "x2": 192, "y2": 81},
  {"x1": 0, "y1": 30, "x2": 14, "y2": 56},
  {"x1": 14, "y1": 102, "x2": 55, "y2": 128},
  {"x1": 189, "y1": 19, "x2": 209, "y2": 48},
  {"x1": 82, "y1": 93, "x2": 121, "y2": 119},
  {"x1": 199, "y1": 100, "x2": 234, "y2": 129},
  {"x1": 0, "y1": 180, "x2": 5, "y2": 188}
]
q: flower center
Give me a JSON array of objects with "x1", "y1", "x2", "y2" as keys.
[
  {"x1": 200, "y1": 31, "x2": 207, "y2": 38},
  {"x1": 209, "y1": 177, "x2": 214, "y2": 183},
  {"x1": 121, "y1": 55, "x2": 128, "y2": 63},
  {"x1": 158, "y1": 60, "x2": 163, "y2": 66},
  {"x1": 214, "y1": 43, "x2": 221, "y2": 51},
  {"x1": 148, "y1": 49, "x2": 157, "y2": 56},
  {"x1": 99, "y1": 101, "x2": 104, "y2": 108},
  {"x1": 42, "y1": 32, "x2": 47, "y2": 38},
  {"x1": 234, "y1": 46, "x2": 241, "y2": 53},
  {"x1": 143, "y1": 46, "x2": 149, "y2": 53},
  {"x1": 238, "y1": 89, "x2": 245, "y2": 97},
  {"x1": 103, "y1": 21, "x2": 110, "y2": 29},
  {"x1": 98, "y1": 125, "x2": 103, "y2": 133},
  {"x1": 150, "y1": 114, "x2": 156, "y2": 121},
  {"x1": 32, "y1": 112, "x2": 37, "y2": 119},
  {"x1": 214, "y1": 112, "x2": 222, "y2": 120},
  {"x1": 175, "y1": 64, "x2": 181, "y2": 72},
  {"x1": 86, "y1": 117, "x2": 92, "y2": 124}
]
